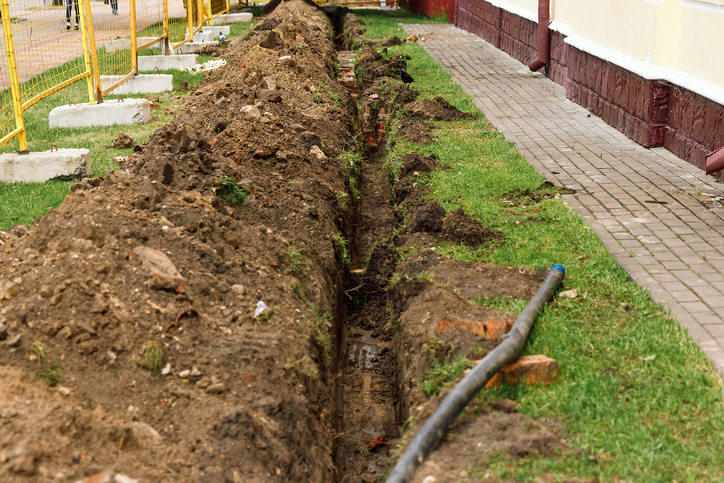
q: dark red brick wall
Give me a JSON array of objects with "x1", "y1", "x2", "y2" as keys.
[{"x1": 455, "y1": 0, "x2": 724, "y2": 173}]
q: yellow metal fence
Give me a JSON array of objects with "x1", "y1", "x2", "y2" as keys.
[{"x1": 0, "y1": 0, "x2": 228, "y2": 151}]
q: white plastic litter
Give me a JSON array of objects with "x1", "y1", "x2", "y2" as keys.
[
  {"x1": 182, "y1": 59, "x2": 227, "y2": 74},
  {"x1": 254, "y1": 300, "x2": 269, "y2": 318}
]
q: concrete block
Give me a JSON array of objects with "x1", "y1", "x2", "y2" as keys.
[
  {"x1": 173, "y1": 41, "x2": 218, "y2": 54},
  {"x1": 185, "y1": 30, "x2": 214, "y2": 42},
  {"x1": 104, "y1": 38, "x2": 131, "y2": 53},
  {"x1": 138, "y1": 54, "x2": 199, "y2": 72},
  {"x1": 100, "y1": 74, "x2": 173, "y2": 94},
  {"x1": 49, "y1": 99, "x2": 150, "y2": 128},
  {"x1": 214, "y1": 12, "x2": 253, "y2": 24},
  {"x1": 486, "y1": 354, "x2": 559, "y2": 388},
  {"x1": 0, "y1": 149, "x2": 91, "y2": 183},
  {"x1": 188, "y1": 25, "x2": 230, "y2": 36}
]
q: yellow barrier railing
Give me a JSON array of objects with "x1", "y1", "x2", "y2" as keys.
[{"x1": 0, "y1": 0, "x2": 232, "y2": 151}]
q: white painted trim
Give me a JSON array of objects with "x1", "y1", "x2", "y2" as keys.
[
  {"x1": 487, "y1": 0, "x2": 537, "y2": 23},
  {"x1": 565, "y1": 34, "x2": 724, "y2": 106},
  {"x1": 679, "y1": 0, "x2": 724, "y2": 14},
  {"x1": 549, "y1": 20, "x2": 572, "y2": 36}
]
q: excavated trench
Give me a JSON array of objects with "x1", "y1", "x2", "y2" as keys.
[{"x1": 0, "y1": 2, "x2": 560, "y2": 482}]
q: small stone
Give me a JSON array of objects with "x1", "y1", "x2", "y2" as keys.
[
  {"x1": 130, "y1": 246, "x2": 186, "y2": 293},
  {"x1": 58, "y1": 386, "x2": 71, "y2": 396},
  {"x1": 39, "y1": 285, "x2": 53, "y2": 298},
  {"x1": 113, "y1": 132, "x2": 134, "y2": 149},
  {"x1": 559, "y1": 288, "x2": 578, "y2": 299},
  {"x1": 205, "y1": 383, "x2": 225, "y2": 394},
  {"x1": 178, "y1": 369, "x2": 191, "y2": 378},
  {"x1": 57, "y1": 326, "x2": 73, "y2": 340},
  {"x1": 92, "y1": 404, "x2": 106, "y2": 419},
  {"x1": 161, "y1": 363, "x2": 172, "y2": 375},
  {"x1": 257, "y1": 89, "x2": 282, "y2": 103},
  {"x1": 310, "y1": 145, "x2": 327, "y2": 160},
  {"x1": 114, "y1": 474, "x2": 139, "y2": 483},
  {"x1": 5, "y1": 333, "x2": 21, "y2": 347},
  {"x1": 422, "y1": 477, "x2": 437, "y2": 483},
  {"x1": 459, "y1": 470, "x2": 468, "y2": 478},
  {"x1": 196, "y1": 377, "x2": 211, "y2": 389},
  {"x1": 253, "y1": 146, "x2": 274, "y2": 159},
  {"x1": 190, "y1": 367, "x2": 202, "y2": 377},
  {"x1": 231, "y1": 284, "x2": 245, "y2": 295}
]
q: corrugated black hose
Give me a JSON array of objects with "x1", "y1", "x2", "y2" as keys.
[{"x1": 386, "y1": 265, "x2": 566, "y2": 483}]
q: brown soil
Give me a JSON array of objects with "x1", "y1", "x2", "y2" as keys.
[
  {"x1": 0, "y1": 5, "x2": 564, "y2": 482},
  {"x1": 502, "y1": 180, "x2": 577, "y2": 206},
  {"x1": 405, "y1": 96, "x2": 476, "y2": 121},
  {"x1": 397, "y1": 117, "x2": 437, "y2": 144}
]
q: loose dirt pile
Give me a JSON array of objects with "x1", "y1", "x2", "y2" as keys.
[{"x1": 0, "y1": 1, "x2": 357, "y2": 481}]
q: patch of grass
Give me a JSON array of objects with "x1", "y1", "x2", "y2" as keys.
[
  {"x1": 475, "y1": 294, "x2": 528, "y2": 314},
  {"x1": 143, "y1": 341, "x2": 165, "y2": 375},
  {"x1": 212, "y1": 176, "x2": 248, "y2": 206},
  {"x1": 286, "y1": 246, "x2": 304, "y2": 274},
  {"x1": 373, "y1": 14, "x2": 724, "y2": 481},
  {"x1": 420, "y1": 354, "x2": 474, "y2": 398},
  {"x1": 36, "y1": 362, "x2": 64, "y2": 387},
  {"x1": 333, "y1": 232, "x2": 352, "y2": 267},
  {"x1": 352, "y1": 9, "x2": 447, "y2": 40},
  {"x1": 307, "y1": 305, "x2": 334, "y2": 363}
]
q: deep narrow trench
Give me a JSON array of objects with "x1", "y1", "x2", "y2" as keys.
[{"x1": 327, "y1": 9, "x2": 402, "y2": 481}]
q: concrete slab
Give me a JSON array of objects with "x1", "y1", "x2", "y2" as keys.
[
  {"x1": 100, "y1": 74, "x2": 173, "y2": 94},
  {"x1": 214, "y1": 12, "x2": 253, "y2": 24},
  {"x1": 173, "y1": 41, "x2": 219, "y2": 54},
  {"x1": 185, "y1": 31, "x2": 215, "y2": 43},
  {"x1": 188, "y1": 25, "x2": 230, "y2": 36},
  {"x1": 49, "y1": 99, "x2": 150, "y2": 128},
  {"x1": 105, "y1": 38, "x2": 131, "y2": 53},
  {"x1": 137, "y1": 36, "x2": 164, "y2": 50},
  {"x1": 0, "y1": 149, "x2": 91, "y2": 183},
  {"x1": 138, "y1": 54, "x2": 199, "y2": 72}
]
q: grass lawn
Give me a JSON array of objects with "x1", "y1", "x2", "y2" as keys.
[
  {"x1": 355, "y1": 8, "x2": 724, "y2": 482},
  {"x1": 0, "y1": 19, "x2": 254, "y2": 232}
]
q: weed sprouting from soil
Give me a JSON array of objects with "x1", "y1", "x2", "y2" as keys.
[
  {"x1": 36, "y1": 362, "x2": 64, "y2": 387},
  {"x1": 31, "y1": 341, "x2": 64, "y2": 386},
  {"x1": 212, "y1": 176, "x2": 249, "y2": 205},
  {"x1": 333, "y1": 232, "x2": 352, "y2": 266},
  {"x1": 143, "y1": 341, "x2": 165, "y2": 375},
  {"x1": 286, "y1": 246, "x2": 304, "y2": 273},
  {"x1": 307, "y1": 305, "x2": 334, "y2": 363}
]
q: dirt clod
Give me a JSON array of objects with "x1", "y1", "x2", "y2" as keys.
[{"x1": 405, "y1": 96, "x2": 475, "y2": 121}]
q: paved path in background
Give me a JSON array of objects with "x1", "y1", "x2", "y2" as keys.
[{"x1": 403, "y1": 23, "x2": 724, "y2": 376}]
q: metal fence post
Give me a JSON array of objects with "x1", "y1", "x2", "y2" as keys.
[
  {"x1": 0, "y1": 0, "x2": 27, "y2": 151},
  {"x1": 130, "y1": 0, "x2": 138, "y2": 74},
  {"x1": 83, "y1": 0, "x2": 104, "y2": 103},
  {"x1": 163, "y1": 0, "x2": 171, "y2": 55},
  {"x1": 78, "y1": 0, "x2": 96, "y2": 105}
]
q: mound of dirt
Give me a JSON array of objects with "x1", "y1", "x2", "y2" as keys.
[
  {"x1": 0, "y1": 1, "x2": 359, "y2": 481},
  {"x1": 406, "y1": 201, "x2": 446, "y2": 234},
  {"x1": 397, "y1": 117, "x2": 437, "y2": 143},
  {"x1": 442, "y1": 206, "x2": 504, "y2": 246},
  {"x1": 399, "y1": 152, "x2": 440, "y2": 179},
  {"x1": 405, "y1": 96, "x2": 475, "y2": 121},
  {"x1": 356, "y1": 44, "x2": 406, "y2": 84}
]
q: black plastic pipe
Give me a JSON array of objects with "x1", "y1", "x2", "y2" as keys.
[{"x1": 386, "y1": 264, "x2": 566, "y2": 483}]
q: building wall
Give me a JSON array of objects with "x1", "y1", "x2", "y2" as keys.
[{"x1": 455, "y1": 0, "x2": 724, "y2": 175}]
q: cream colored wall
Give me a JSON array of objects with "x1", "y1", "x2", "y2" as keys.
[
  {"x1": 676, "y1": 4, "x2": 724, "y2": 86},
  {"x1": 497, "y1": 0, "x2": 724, "y2": 91}
]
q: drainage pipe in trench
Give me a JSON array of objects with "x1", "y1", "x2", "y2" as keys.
[{"x1": 386, "y1": 264, "x2": 566, "y2": 483}]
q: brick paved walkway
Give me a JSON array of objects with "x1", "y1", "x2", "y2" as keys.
[{"x1": 403, "y1": 23, "x2": 724, "y2": 375}]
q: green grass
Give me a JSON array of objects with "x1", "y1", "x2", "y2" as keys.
[
  {"x1": 365, "y1": 11, "x2": 724, "y2": 483},
  {"x1": 0, "y1": 19, "x2": 254, "y2": 232}
]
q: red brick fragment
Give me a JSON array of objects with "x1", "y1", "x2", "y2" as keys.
[
  {"x1": 486, "y1": 354, "x2": 558, "y2": 388},
  {"x1": 130, "y1": 246, "x2": 186, "y2": 293}
]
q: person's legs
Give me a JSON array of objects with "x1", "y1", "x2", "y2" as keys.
[
  {"x1": 65, "y1": 0, "x2": 72, "y2": 30},
  {"x1": 111, "y1": 0, "x2": 118, "y2": 14},
  {"x1": 74, "y1": 0, "x2": 79, "y2": 28}
]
